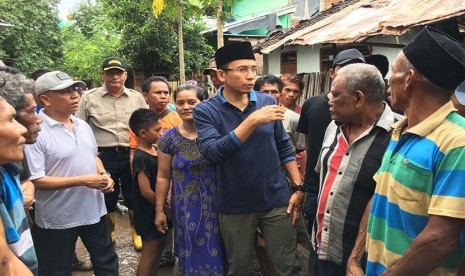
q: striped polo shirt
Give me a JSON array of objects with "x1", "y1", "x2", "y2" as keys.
[
  {"x1": 366, "y1": 102, "x2": 465, "y2": 275},
  {"x1": 312, "y1": 104, "x2": 394, "y2": 266}
]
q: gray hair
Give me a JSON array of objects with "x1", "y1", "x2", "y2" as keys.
[
  {"x1": 337, "y1": 63, "x2": 386, "y2": 103},
  {"x1": 0, "y1": 71, "x2": 34, "y2": 112}
]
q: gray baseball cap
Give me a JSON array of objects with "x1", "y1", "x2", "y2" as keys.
[
  {"x1": 35, "y1": 71, "x2": 85, "y2": 95},
  {"x1": 332, "y1": 49, "x2": 365, "y2": 68}
]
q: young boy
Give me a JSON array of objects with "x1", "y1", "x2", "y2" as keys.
[{"x1": 129, "y1": 108, "x2": 166, "y2": 276}]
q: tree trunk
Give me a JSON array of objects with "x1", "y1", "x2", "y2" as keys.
[
  {"x1": 216, "y1": 0, "x2": 223, "y2": 48},
  {"x1": 178, "y1": 0, "x2": 185, "y2": 84}
]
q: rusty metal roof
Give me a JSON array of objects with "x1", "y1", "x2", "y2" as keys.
[{"x1": 254, "y1": 0, "x2": 465, "y2": 54}]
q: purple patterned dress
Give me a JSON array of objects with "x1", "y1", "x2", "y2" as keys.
[{"x1": 158, "y1": 127, "x2": 225, "y2": 275}]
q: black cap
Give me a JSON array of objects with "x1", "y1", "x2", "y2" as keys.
[
  {"x1": 332, "y1": 49, "x2": 365, "y2": 68},
  {"x1": 102, "y1": 57, "x2": 127, "y2": 71},
  {"x1": 403, "y1": 26, "x2": 465, "y2": 90},
  {"x1": 215, "y1": 42, "x2": 256, "y2": 68},
  {"x1": 366, "y1": 54, "x2": 389, "y2": 78}
]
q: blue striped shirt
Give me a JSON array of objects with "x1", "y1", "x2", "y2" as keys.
[
  {"x1": 0, "y1": 164, "x2": 38, "y2": 274},
  {"x1": 366, "y1": 102, "x2": 465, "y2": 275}
]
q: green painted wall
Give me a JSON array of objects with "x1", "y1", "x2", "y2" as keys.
[
  {"x1": 232, "y1": 0, "x2": 288, "y2": 18},
  {"x1": 230, "y1": 0, "x2": 291, "y2": 36}
]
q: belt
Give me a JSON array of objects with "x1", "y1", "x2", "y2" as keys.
[{"x1": 98, "y1": 146, "x2": 129, "y2": 152}]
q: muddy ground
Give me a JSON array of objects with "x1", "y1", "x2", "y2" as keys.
[{"x1": 73, "y1": 211, "x2": 311, "y2": 276}]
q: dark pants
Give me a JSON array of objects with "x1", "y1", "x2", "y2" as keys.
[
  {"x1": 310, "y1": 247, "x2": 346, "y2": 276},
  {"x1": 304, "y1": 192, "x2": 318, "y2": 234},
  {"x1": 99, "y1": 147, "x2": 133, "y2": 212},
  {"x1": 33, "y1": 216, "x2": 118, "y2": 276}
]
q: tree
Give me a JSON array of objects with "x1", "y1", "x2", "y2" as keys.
[
  {"x1": 58, "y1": 1, "x2": 120, "y2": 84},
  {"x1": 0, "y1": 0, "x2": 62, "y2": 75},
  {"x1": 216, "y1": 0, "x2": 224, "y2": 48},
  {"x1": 102, "y1": 0, "x2": 213, "y2": 80},
  {"x1": 150, "y1": 0, "x2": 227, "y2": 80}
]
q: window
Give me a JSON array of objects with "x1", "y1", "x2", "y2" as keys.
[{"x1": 281, "y1": 51, "x2": 297, "y2": 74}]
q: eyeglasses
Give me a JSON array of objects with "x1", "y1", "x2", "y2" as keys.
[
  {"x1": 54, "y1": 85, "x2": 83, "y2": 96},
  {"x1": 222, "y1": 66, "x2": 258, "y2": 75}
]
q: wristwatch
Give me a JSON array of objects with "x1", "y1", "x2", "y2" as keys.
[{"x1": 291, "y1": 184, "x2": 305, "y2": 193}]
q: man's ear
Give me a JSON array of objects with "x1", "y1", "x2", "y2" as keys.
[
  {"x1": 142, "y1": 92, "x2": 149, "y2": 102},
  {"x1": 139, "y1": 129, "x2": 146, "y2": 138},
  {"x1": 329, "y1": 68, "x2": 336, "y2": 79},
  {"x1": 39, "y1": 94, "x2": 50, "y2": 107},
  {"x1": 217, "y1": 70, "x2": 227, "y2": 83},
  {"x1": 404, "y1": 69, "x2": 414, "y2": 91},
  {"x1": 354, "y1": 90, "x2": 366, "y2": 108}
]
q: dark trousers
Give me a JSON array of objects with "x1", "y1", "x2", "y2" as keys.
[
  {"x1": 99, "y1": 148, "x2": 133, "y2": 212},
  {"x1": 33, "y1": 216, "x2": 118, "y2": 276},
  {"x1": 304, "y1": 192, "x2": 318, "y2": 234},
  {"x1": 310, "y1": 247, "x2": 346, "y2": 276}
]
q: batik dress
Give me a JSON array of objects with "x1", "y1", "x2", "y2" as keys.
[{"x1": 158, "y1": 127, "x2": 225, "y2": 275}]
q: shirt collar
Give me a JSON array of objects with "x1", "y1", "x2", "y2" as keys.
[
  {"x1": 375, "y1": 103, "x2": 395, "y2": 132},
  {"x1": 101, "y1": 85, "x2": 128, "y2": 97},
  {"x1": 1, "y1": 163, "x2": 22, "y2": 176},
  {"x1": 392, "y1": 101, "x2": 456, "y2": 138},
  {"x1": 39, "y1": 109, "x2": 80, "y2": 128},
  {"x1": 217, "y1": 86, "x2": 257, "y2": 105},
  {"x1": 336, "y1": 102, "x2": 395, "y2": 132}
]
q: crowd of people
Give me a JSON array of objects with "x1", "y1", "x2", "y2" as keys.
[{"x1": 0, "y1": 25, "x2": 465, "y2": 276}]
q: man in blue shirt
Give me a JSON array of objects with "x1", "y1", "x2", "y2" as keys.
[{"x1": 193, "y1": 41, "x2": 304, "y2": 276}]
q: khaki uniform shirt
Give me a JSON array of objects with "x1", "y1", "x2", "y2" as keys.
[{"x1": 76, "y1": 85, "x2": 147, "y2": 147}]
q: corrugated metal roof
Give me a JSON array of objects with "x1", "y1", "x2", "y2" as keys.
[{"x1": 254, "y1": 0, "x2": 465, "y2": 54}]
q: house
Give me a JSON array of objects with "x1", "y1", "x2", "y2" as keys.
[
  {"x1": 253, "y1": 0, "x2": 465, "y2": 98},
  {"x1": 201, "y1": 0, "x2": 325, "y2": 74}
]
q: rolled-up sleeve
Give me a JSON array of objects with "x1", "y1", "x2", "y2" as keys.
[{"x1": 193, "y1": 104, "x2": 244, "y2": 164}]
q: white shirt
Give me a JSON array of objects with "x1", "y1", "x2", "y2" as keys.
[{"x1": 25, "y1": 110, "x2": 106, "y2": 229}]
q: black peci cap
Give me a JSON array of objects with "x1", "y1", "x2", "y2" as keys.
[
  {"x1": 403, "y1": 26, "x2": 465, "y2": 90},
  {"x1": 214, "y1": 42, "x2": 256, "y2": 68}
]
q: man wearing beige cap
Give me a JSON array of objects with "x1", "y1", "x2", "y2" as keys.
[
  {"x1": 202, "y1": 58, "x2": 224, "y2": 90},
  {"x1": 76, "y1": 57, "x2": 147, "y2": 251},
  {"x1": 26, "y1": 71, "x2": 118, "y2": 275}
]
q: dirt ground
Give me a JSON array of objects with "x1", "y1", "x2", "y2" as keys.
[{"x1": 73, "y1": 212, "x2": 311, "y2": 276}]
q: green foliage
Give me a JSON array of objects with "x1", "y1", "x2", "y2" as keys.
[
  {"x1": 101, "y1": 0, "x2": 214, "y2": 79},
  {"x1": 0, "y1": 0, "x2": 62, "y2": 75},
  {"x1": 58, "y1": 1, "x2": 120, "y2": 83}
]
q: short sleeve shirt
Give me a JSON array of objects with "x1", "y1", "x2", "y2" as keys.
[{"x1": 76, "y1": 86, "x2": 147, "y2": 147}]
